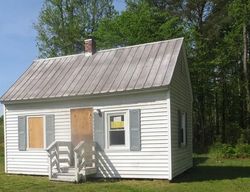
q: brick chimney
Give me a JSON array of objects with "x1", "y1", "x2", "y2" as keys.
[{"x1": 84, "y1": 38, "x2": 96, "y2": 56}]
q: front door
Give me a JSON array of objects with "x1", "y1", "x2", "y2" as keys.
[{"x1": 71, "y1": 108, "x2": 93, "y2": 147}]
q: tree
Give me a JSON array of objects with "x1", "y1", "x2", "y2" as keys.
[
  {"x1": 229, "y1": 0, "x2": 250, "y2": 124},
  {"x1": 34, "y1": 0, "x2": 250, "y2": 151},
  {"x1": 35, "y1": 0, "x2": 116, "y2": 58},
  {"x1": 94, "y1": 1, "x2": 184, "y2": 49},
  {"x1": 144, "y1": 0, "x2": 250, "y2": 147}
]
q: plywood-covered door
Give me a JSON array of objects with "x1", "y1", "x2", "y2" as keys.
[{"x1": 71, "y1": 108, "x2": 93, "y2": 147}]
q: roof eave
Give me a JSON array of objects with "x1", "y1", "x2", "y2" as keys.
[{"x1": 1, "y1": 86, "x2": 169, "y2": 105}]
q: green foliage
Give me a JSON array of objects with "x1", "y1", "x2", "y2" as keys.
[
  {"x1": 183, "y1": 0, "x2": 250, "y2": 150},
  {"x1": 235, "y1": 143, "x2": 250, "y2": 158},
  {"x1": 94, "y1": 1, "x2": 184, "y2": 49},
  {"x1": 34, "y1": 0, "x2": 250, "y2": 152},
  {"x1": 35, "y1": 0, "x2": 116, "y2": 58},
  {"x1": 219, "y1": 144, "x2": 236, "y2": 158},
  {"x1": 210, "y1": 143, "x2": 233, "y2": 159},
  {"x1": 210, "y1": 142, "x2": 250, "y2": 159}
]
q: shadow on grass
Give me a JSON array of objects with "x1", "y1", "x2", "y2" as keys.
[{"x1": 173, "y1": 157, "x2": 250, "y2": 183}]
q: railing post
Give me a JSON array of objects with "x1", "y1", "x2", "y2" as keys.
[
  {"x1": 48, "y1": 153, "x2": 52, "y2": 179},
  {"x1": 70, "y1": 143, "x2": 73, "y2": 166},
  {"x1": 56, "y1": 143, "x2": 60, "y2": 173},
  {"x1": 47, "y1": 141, "x2": 58, "y2": 180},
  {"x1": 74, "y1": 151, "x2": 79, "y2": 182},
  {"x1": 92, "y1": 143, "x2": 96, "y2": 168}
]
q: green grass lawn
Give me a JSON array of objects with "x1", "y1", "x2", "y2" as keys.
[{"x1": 0, "y1": 122, "x2": 250, "y2": 192}]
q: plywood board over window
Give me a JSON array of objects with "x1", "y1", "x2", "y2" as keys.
[{"x1": 28, "y1": 117, "x2": 44, "y2": 148}]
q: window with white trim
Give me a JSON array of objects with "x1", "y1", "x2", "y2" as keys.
[
  {"x1": 27, "y1": 116, "x2": 45, "y2": 149},
  {"x1": 106, "y1": 111, "x2": 129, "y2": 149}
]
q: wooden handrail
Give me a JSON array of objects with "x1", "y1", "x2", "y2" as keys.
[
  {"x1": 46, "y1": 140, "x2": 57, "y2": 153},
  {"x1": 74, "y1": 141, "x2": 85, "y2": 153}
]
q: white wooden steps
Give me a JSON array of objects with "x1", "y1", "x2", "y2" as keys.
[
  {"x1": 50, "y1": 167, "x2": 97, "y2": 182},
  {"x1": 46, "y1": 141, "x2": 97, "y2": 183}
]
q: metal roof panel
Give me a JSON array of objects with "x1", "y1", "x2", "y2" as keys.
[{"x1": 0, "y1": 38, "x2": 184, "y2": 102}]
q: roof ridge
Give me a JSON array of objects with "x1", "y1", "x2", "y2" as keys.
[
  {"x1": 33, "y1": 37, "x2": 184, "y2": 62},
  {"x1": 34, "y1": 52, "x2": 84, "y2": 62},
  {"x1": 97, "y1": 37, "x2": 184, "y2": 53}
]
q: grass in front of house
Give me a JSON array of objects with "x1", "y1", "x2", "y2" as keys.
[
  {"x1": 0, "y1": 121, "x2": 249, "y2": 192},
  {"x1": 0, "y1": 152, "x2": 249, "y2": 192}
]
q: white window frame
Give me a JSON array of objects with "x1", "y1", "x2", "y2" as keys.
[
  {"x1": 105, "y1": 110, "x2": 130, "y2": 151},
  {"x1": 181, "y1": 112, "x2": 187, "y2": 146},
  {"x1": 26, "y1": 116, "x2": 46, "y2": 150}
]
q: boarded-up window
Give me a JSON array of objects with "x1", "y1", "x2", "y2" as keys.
[{"x1": 28, "y1": 117, "x2": 44, "y2": 149}]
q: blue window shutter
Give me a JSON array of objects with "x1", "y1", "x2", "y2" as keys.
[
  {"x1": 18, "y1": 116, "x2": 27, "y2": 151},
  {"x1": 46, "y1": 115, "x2": 55, "y2": 148},
  {"x1": 130, "y1": 109, "x2": 141, "y2": 151},
  {"x1": 94, "y1": 112, "x2": 105, "y2": 151}
]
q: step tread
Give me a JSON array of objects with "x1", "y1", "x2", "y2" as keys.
[
  {"x1": 85, "y1": 167, "x2": 97, "y2": 175},
  {"x1": 50, "y1": 166, "x2": 97, "y2": 183},
  {"x1": 50, "y1": 177, "x2": 76, "y2": 182},
  {"x1": 57, "y1": 172, "x2": 75, "y2": 176}
]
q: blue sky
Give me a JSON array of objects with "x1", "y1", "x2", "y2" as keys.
[{"x1": 0, "y1": 0, "x2": 125, "y2": 115}]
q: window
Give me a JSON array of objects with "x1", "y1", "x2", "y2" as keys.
[
  {"x1": 181, "y1": 112, "x2": 187, "y2": 145},
  {"x1": 27, "y1": 116, "x2": 45, "y2": 149},
  {"x1": 178, "y1": 111, "x2": 187, "y2": 147},
  {"x1": 106, "y1": 111, "x2": 129, "y2": 149}
]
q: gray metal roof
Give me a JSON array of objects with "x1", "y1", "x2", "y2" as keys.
[{"x1": 1, "y1": 38, "x2": 184, "y2": 102}]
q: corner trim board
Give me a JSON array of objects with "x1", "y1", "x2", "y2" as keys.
[
  {"x1": 3, "y1": 104, "x2": 7, "y2": 173},
  {"x1": 167, "y1": 90, "x2": 172, "y2": 180}
]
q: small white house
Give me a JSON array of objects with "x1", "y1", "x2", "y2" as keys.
[{"x1": 1, "y1": 38, "x2": 193, "y2": 182}]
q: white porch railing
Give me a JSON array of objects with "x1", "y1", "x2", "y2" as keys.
[
  {"x1": 46, "y1": 140, "x2": 96, "y2": 182},
  {"x1": 46, "y1": 141, "x2": 73, "y2": 179},
  {"x1": 74, "y1": 141, "x2": 96, "y2": 182}
]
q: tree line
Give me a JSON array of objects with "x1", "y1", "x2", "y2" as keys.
[{"x1": 35, "y1": 0, "x2": 250, "y2": 152}]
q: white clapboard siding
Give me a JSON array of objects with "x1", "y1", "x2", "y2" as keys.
[
  {"x1": 93, "y1": 94, "x2": 169, "y2": 179},
  {"x1": 5, "y1": 108, "x2": 71, "y2": 175},
  {"x1": 5, "y1": 91, "x2": 170, "y2": 179},
  {"x1": 170, "y1": 48, "x2": 193, "y2": 178}
]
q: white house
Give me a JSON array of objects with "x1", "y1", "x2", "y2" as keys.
[{"x1": 0, "y1": 37, "x2": 193, "y2": 182}]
